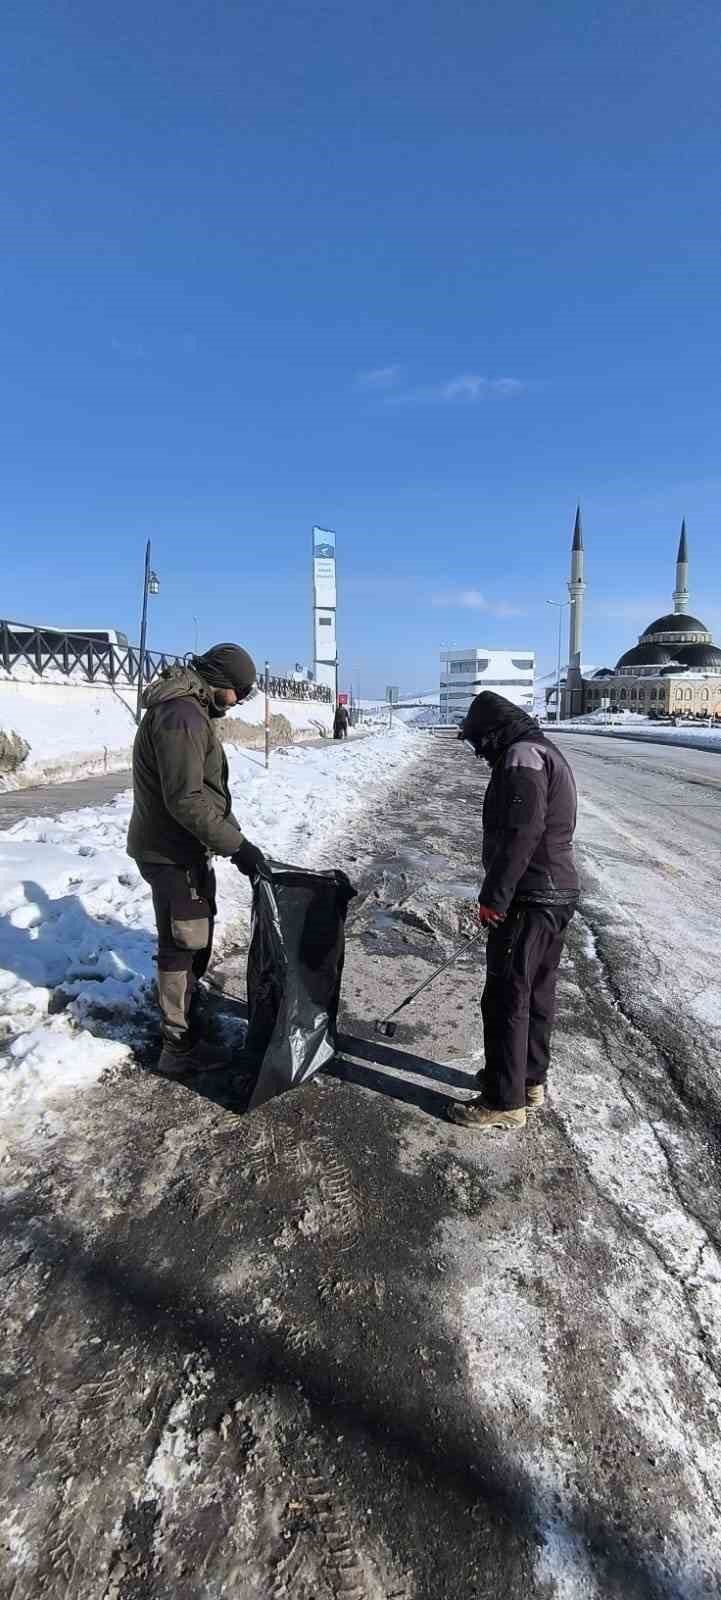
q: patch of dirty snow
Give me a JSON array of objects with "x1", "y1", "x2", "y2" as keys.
[
  {"x1": 688, "y1": 986, "x2": 721, "y2": 1026},
  {"x1": 0, "y1": 1023, "x2": 130, "y2": 1156},
  {"x1": 0, "y1": 1507, "x2": 34, "y2": 1571},
  {"x1": 143, "y1": 1356, "x2": 215, "y2": 1497},
  {"x1": 442, "y1": 1218, "x2": 552, "y2": 1423}
]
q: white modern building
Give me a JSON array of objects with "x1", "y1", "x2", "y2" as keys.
[{"x1": 439, "y1": 647, "x2": 535, "y2": 724}]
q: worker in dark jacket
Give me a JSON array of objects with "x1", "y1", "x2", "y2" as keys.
[
  {"x1": 448, "y1": 692, "x2": 579, "y2": 1133},
  {"x1": 333, "y1": 703, "x2": 350, "y2": 740},
  {"x1": 128, "y1": 644, "x2": 266, "y2": 1074}
]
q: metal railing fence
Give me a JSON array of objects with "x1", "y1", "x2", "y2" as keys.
[{"x1": 0, "y1": 620, "x2": 332, "y2": 703}]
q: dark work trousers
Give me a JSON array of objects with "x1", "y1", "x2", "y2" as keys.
[
  {"x1": 481, "y1": 902, "x2": 576, "y2": 1111},
  {"x1": 139, "y1": 861, "x2": 216, "y2": 1047}
]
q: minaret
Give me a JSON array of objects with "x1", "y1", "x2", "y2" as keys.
[
  {"x1": 673, "y1": 519, "x2": 689, "y2": 614},
  {"x1": 568, "y1": 504, "x2": 586, "y2": 669}
]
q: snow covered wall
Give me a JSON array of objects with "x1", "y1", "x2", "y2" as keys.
[{"x1": 0, "y1": 669, "x2": 334, "y2": 789}]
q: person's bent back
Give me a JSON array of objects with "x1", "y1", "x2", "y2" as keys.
[{"x1": 128, "y1": 643, "x2": 266, "y2": 1074}]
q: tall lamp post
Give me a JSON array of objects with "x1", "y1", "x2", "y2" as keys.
[
  {"x1": 136, "y1": 540, "x2": 160, "y2": 724},
  {"x1": 350, "y1": 664, "x2": 361, "y2": 725},
  {"x1": 546, "y1": 599, "x2": 570, "y2": 723}
]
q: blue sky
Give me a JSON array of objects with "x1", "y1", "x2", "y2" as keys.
[{"x1": 2, "y1": 0, "x2": 720, "y2": 695}]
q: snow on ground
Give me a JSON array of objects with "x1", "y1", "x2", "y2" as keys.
[
  {"x1": 0, "y1": 728, "x2": 419, "y2": 1152},
  {"x1": 0, "y1": 667, "x2": 333, "y2": 788},
  {"x1": 554, "y1": 715, "x2": 721, "y2": 754}
]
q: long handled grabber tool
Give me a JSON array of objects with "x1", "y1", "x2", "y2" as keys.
[{"x1": 374, "y1": 930, "x2": 485, "y2": 1038}]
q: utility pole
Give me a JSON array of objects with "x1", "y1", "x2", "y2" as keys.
[
  {"x1": 546, "y1": 600, "x2": 570, "y2": 722},
  {"x1": 264, "y1": 660, "x2": 270, "y2": 770},
  {"x1": 136, "y1": 541, "x2": 160, "y2": 724}
]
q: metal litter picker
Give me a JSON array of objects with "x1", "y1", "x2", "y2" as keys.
[{"x1": 375, "y1": 930, "x2": 484, "y2": 1038}]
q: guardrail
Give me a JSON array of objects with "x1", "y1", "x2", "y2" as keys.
[
  {"x1": 0, "y1": 620, "x2": 333, "y2": 704},
  {"x1": 264, "y1": 676, "x2": 332, "y2": 704}
]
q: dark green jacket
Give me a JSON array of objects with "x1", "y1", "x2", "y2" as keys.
[{"x1": 127, "y1": 668, "x2": 245, "y2": 864}]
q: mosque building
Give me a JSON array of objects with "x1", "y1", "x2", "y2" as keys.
[{"x1": 560, "y1": 511, "x2": 721, "y2": 719}]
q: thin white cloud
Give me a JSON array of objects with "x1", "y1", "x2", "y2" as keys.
[
  {"x1": 432, "y1": 587, "x2": 487, "y2": 609},
  {"x1": 356, "y1": 365, "x2": 402, "y2": 388},
  {"x1": 385, "y1": 373, "x2": 524, "y2": 405},
  {"x1": 441, "y1": 375, "x2": 523, "y2": 402},
  {"x1": 492, "y1": 599, "x2": 528, "y2": 617},
  {"x1": 431, "y1": 588, "x2": 525, "y2": 616}
]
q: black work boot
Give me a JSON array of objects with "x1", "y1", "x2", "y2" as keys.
[{"x1": 157, "y1": 1038, "x2": 230, "y2": 1075}]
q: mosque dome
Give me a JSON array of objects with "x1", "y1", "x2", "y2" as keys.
[
  {"x1": 640, "y1": 612, "x2": 711, "y2": 644},
  {"x1": 615, "y1": 643, "x2": 676, "y2": 671},
  {"x1": 675, "y1": 643, "x2": 721, "y2": 670}
]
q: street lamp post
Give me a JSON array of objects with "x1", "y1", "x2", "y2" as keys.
[
  {"x1": 546, "y1": 600, "x2": 570, "y2": 723},
  {"x1": 264, "y1": 660, "x2": 270, "y2": 770},
  {"x1": 349, "y1": 664, "x2": 361, "y2": 725},
  {"x1": 136, "y1": 540, "x2": 160, "y2": 724}
]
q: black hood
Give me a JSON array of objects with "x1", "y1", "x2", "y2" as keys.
[
  {"x1": 459, "y1": 691, "x2": 539, "y2": 761},
  {"x1": 190, "y1": 644, "x2": 257, "y2": 699}
]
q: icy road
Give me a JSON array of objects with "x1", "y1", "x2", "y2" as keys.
[{"x1": 1, "y1": 730, "x2": 720, "y2": 1599}]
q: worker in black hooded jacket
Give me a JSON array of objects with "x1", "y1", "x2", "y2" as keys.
[
  {"x1": 128, "y1": 643, "x2": 266, "y2": 1075},
  {"x1": 448, "y1": 692, "x2": 579, "y2": 1133}
]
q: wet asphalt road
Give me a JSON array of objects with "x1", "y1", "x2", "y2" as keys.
[
  {"x1": 2, "y1": 732, "x2": 721, "y2": 1599},
  {"x1": 555, "y1": 725, "x2": 721, "y2": 791},
  {"x1": 0, "y1": 769, "x2": 132, "y2": 828},
  {"x1": 0, "y1": 732, "x2": 369, "y2": 829}
]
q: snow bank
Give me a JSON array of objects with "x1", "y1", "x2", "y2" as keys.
[
  {"x1": 0, "y1": 727, "x2": 420, "y2": 1149},
  {"x1": 555, "y1": 720, "x2": 721, "y2": 754},
  {"x1": 0, "y1": 671, "x2": 333, "y2": 788}
]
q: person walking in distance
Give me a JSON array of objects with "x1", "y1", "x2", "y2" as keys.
[
  {"x1": 127, "y1": 644, "x2": 266, "y2": 1074},
  {"x1": 448, "y1": 692, "x2": 579, "y2": 1133},
  {"x1": 333, "y1": 702, "x2": 350, "y2": 740}
]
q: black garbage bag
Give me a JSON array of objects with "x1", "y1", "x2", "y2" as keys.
[{"x1": 246, "y1": 860, "x2": 357, "y2": 1109}]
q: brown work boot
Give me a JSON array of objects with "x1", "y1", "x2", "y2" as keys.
[
  {"x1": 475, "y1": 1071, "x2": 545, "y2": 1110},
  {"x1": 157, "y1": 1039, "x2": 230, "y2": 1076},
  {"x1": 447, "y1": 1098, "x2": 526, "y2": 1131}
]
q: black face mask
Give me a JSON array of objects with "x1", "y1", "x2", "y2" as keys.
[
  {"x1": 208, "y1": 691, "x2": 229, "y2": 719},
  {"x1": 459, "y1": 727, "x2": 490, "y2": 761}
]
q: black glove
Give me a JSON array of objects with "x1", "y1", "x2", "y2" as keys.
[{"x1": 232, "y1": 839, "x2": 266, "y2": 878}]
